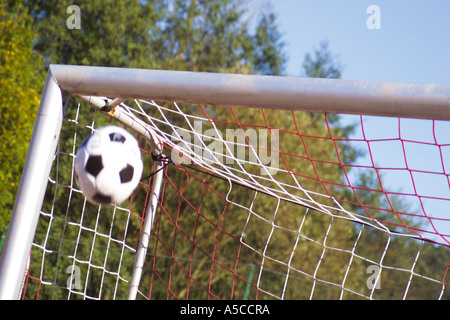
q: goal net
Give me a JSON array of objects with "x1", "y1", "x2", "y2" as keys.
[{"x1": 1, "y1": 65, "x2": 450, "y2": 300}]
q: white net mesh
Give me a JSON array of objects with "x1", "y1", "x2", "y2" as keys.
[{"x1": 22, "y1": 96, "x2": 450, "y2": 300}]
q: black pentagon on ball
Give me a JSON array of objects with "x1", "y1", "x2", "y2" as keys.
[
  {"x1": 109, "y1": 132, "x2": 126, "y2": 143},
  {"x1": 85, "y1": 155, "x2": 103, "y2": 177},
  {"x1": 119, "y1": 164, "x2": 134, "y2": 183},
  {"x1": 93, "y1": 193, "x2": 113, "y2": 205}
]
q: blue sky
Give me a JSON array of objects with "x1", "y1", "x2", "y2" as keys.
[
  {"x1": 270, "y1": 1, "x2": 450, "y2": 243},
  {"x1": 272, "y1": 0, "x2": 450, "y2": 85}
]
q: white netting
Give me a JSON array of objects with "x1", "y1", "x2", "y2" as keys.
[{"x1": 22, "y1": 97, "x2": 450, "y2": 300}]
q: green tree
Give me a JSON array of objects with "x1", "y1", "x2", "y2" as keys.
[
  {"x1": 252, "y1": 12, "x2": 286, "y2": 75},
  {"x1": 19, "y1": 0, "x2": 291, "y2": 299},
  {"x1": 24, "y1": 0, "x2": 286, "y2": 75},
  {"x1": 0, "y1": 2, "x2": 45, "y2": 227},
  {"x1": 24, "y1": 0, "x2": 165, "y2": 68},
  {"x1": 156, "y1": 0, "x2": 253, "y2": 72},
  {"x1": 303, "y1": 39, "x2": 343, "y2": 79}
]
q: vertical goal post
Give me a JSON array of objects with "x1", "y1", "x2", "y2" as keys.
[{"x1": 0, "y1": 64, "x2": 449, "y2": 300}]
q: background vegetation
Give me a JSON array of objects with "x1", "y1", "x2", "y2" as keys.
[{"x1": 1, "y1": 0, "x2": 449, "y2": 300}]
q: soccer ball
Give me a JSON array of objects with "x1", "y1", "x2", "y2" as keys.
[{"x1": 74, "y1": 126, "x2": 143, "y2": 206}]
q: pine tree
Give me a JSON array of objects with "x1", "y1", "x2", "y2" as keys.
[
  {"x1": 252, "y1": 12, "x2": 286, "y2": 75},
  {"x1": 303, "y1": 39, "x2": 342, "y2": 79}
]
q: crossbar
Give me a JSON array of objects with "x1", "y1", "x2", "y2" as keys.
[{"x1": 50, "y1": 64, "x2": 450, "y2": 120}]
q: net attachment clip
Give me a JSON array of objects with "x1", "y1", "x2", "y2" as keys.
[{"x1": 101, "y1": 98, "x2": 125, "y2": 114}]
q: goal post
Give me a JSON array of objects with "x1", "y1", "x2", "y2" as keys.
[
  {"x1": 50, "y1": 64, "x2": 450, "y2": 120},
  {"x1": 0, "y1": 72, "x2": 68, "y2": 300},
  {"x1": 1, "y1": 64, "x2": 450, "y2": 300}
]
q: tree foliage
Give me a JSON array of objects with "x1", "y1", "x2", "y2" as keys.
[
  {"x1": 303, "y1": 39, "x2": 342, "y2": 79},
  {"x1": 252, "y1": 12, "x2": 286, "y2": 75},
  {"x1": 0, "y1": 2, "x2": 45, "y2": 227},
  {"x1": 24, "y1": 0, "x2": 165, "y2": 68},
  {"x1": 24, "y1": 0, "x2": 285, "y2": 75}
]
